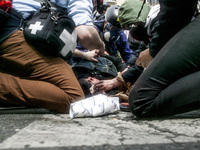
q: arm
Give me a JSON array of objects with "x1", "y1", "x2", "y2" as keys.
[
  {"x1": 66, "y1": 0, "x2": 105, "y2": 56},
  {"x1": 149, "y1": 0, "x2": 197, "y2": 57},
  {"x1": 136, "y1": 0, "x2": 197, "y2": 68},
  {"x1": 93, "y1": 76, "x2": 122, "y2": 93},
  {"x1": 136, "y1": 48, "x2": 153, "y2": 68},
  {"x1": 121, "y1": 65, "x2": 143, "y2": 83},
  {"x1": 73, "y1": 49, "x2": 99, "y2": 62},
  {"x1": 75, "y1": 25, "x2": 105, "y2": 56},
  {"x1": 116, "y1": 32, "x2": 133, "y2": 63}
]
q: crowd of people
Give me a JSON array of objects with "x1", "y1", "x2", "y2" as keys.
[{"x1": 0, "y1": 0, "x2": 200, "y2": 119}]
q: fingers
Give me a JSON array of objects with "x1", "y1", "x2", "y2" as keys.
[
  {"x1": 93, "y1": 81, "x2": 105, "y2": 92},
  {"x1": 137, "y1": 59, "x2": 152, "y2": 68},
  {"x1": 136, "y1": 57, "x2": 148, "y2": 68},
  {"x1": 92, "y1": 58, "x2": 98, "y2": 62},
  {"x1": 95, "y1": 49, "x2": 101, "y2": 57},
  {"x1": 95, "y1": 49, "x2": 99, "y2": 54},
  {"x1": 94, "y1": 84, "x2": 104, "y2": 91},
  {"x1": 136, "y1": 59, "x2": 142, "y2": 67},
  {"x1": 85, "y1": 50, "x2": 99, "y2": 62}
]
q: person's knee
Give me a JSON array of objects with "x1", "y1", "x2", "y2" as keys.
[
  {"x1": 128, "y1": 87, "x2": 143, "y2": 118},
  {"x1": 128, "y1": 85, "x2": 155, "y2": 118}
]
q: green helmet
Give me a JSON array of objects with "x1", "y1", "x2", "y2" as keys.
[{"x1": 118, "y1": 0, "x2": 150, "y2": 28}]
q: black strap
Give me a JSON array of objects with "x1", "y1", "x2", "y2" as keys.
[
  {"x1": 134, "y1": 0, "x2": 146, "y2": 22},
  {"x1": 0, "y1": 8, "x2": 23, "y2": 43}
]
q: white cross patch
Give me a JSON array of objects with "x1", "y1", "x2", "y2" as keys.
[
  {"x1": 28, "y1": 21, "x2": 43, "y2": 35},
  {"x1": 59, "y1": 29, "x2": 77, "y2": 57}
]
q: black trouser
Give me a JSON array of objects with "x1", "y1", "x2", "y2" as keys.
[{"x1": 129, "y1": 15, "x2": 200, "y2": 118}]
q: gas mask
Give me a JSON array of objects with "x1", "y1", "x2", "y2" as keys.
[{"x1": 103, "y1": 23, "x2": 120, "y2": 43}]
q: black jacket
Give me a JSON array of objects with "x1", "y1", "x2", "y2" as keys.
[
  {"x1": 149, "y1": 0, "x2": 198, "y2": 57},
  {"x1": 72, "y1": 54, "x2": 127, "y2": 80},
  {"x1": 0, "y1": 8, "x2": 23, "y2": 43}
]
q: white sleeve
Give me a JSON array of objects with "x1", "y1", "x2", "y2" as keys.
[
  {"x1": 13, "y1": 0, "x2": 41, "y2": 19},
  {"x1": 67, "y1": 0, "x2": 94, "y2": 26}
]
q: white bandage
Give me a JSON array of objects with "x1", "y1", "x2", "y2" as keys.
[{"x1": 69, "y1": 94, "x2": 119, "y2": 118}]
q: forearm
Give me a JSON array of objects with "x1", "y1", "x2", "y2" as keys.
[
  {"x1": 72, "y1": 49, "x2": 86, "y2": 59},
  {"x1": 73, "y1": 49, "x2": 99, "y2": 62},
  {"x1": 122, "y1": 66, "x2": 143, "y2": 83},
  {"x1": 75, "y1": 25, "x2": 105, "y2": 53},
  {"x1": 118, "y1": 33, "x2": 133, "y2": 62}
]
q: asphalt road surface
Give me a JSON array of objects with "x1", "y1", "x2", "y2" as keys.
[{"x1": 0, "y1": 107, "x2": 200, "y2": 150}]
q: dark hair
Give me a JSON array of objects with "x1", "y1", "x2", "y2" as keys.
[
  {"x1": 97, "y1": 3, "x2": 110, "y2": 14},
  {"x1": 129, "y1": 21, "x2": 149, "y2": 45},
  {"x1": 79, "y1": 78, "x2": 92, "y2": 98}
]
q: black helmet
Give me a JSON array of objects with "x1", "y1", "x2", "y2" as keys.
[
  {"x1": 92, "y1": 0, "x2": 104, "y2": 13},
  {"x1": 97, "y1": 3, "x2": 110, "y2": 14},
  {"x1": 105, "y1": 5, "x2": 121, "y2": 28}
]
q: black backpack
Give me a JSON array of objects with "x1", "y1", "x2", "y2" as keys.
[{"x1": 23, "y1": 1, "x2": 77, "y2": 59}]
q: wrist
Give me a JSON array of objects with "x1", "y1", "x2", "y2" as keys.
[
  {"x1": 82, "y1": 52, "x2": 87, "y2": 59},
  {"x1": 116, "y1": 72, "x2": 126, "y2": 86},
  {"x1": 112, "y1": 78, "x2": 122, "y2": 87}
]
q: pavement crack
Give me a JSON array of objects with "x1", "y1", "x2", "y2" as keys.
[{"x1": 147, "y1": 122, "x2": 196, "y2": 139}]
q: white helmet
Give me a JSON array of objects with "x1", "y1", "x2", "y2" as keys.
[{"x1": 145, "y1": 4, "x2": 160, "y2": 36}]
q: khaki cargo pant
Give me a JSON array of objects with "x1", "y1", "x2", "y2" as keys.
[{"x1": 0, "y1": 30, "x2": 84, "y2": 113}]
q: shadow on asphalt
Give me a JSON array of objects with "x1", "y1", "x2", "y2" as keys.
[
  {"x1": 0, "y1": 107, "x2": 53, "y2": 114},
  {"x1": 0, "y1": 107, "x2": 200, "y2": 120},
  {"x1": 1, "y1": 142, "x2": 199, "y2": 150}
]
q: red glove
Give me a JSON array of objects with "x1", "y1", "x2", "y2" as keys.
[{"x1": 0, "y1": 0, "x2": 12, "y2": 13}]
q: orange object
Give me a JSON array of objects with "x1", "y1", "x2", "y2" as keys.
[
  {"x1": 120, "y1": 102, "x2": 129, "y2": 106},
  {"x1": 120, "y1": 102, "x2": 130, "y2": 112}
]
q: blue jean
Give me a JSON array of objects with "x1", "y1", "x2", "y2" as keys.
[{"x1": 129, "y1": 15, "x2": 200, "y2": 118}]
